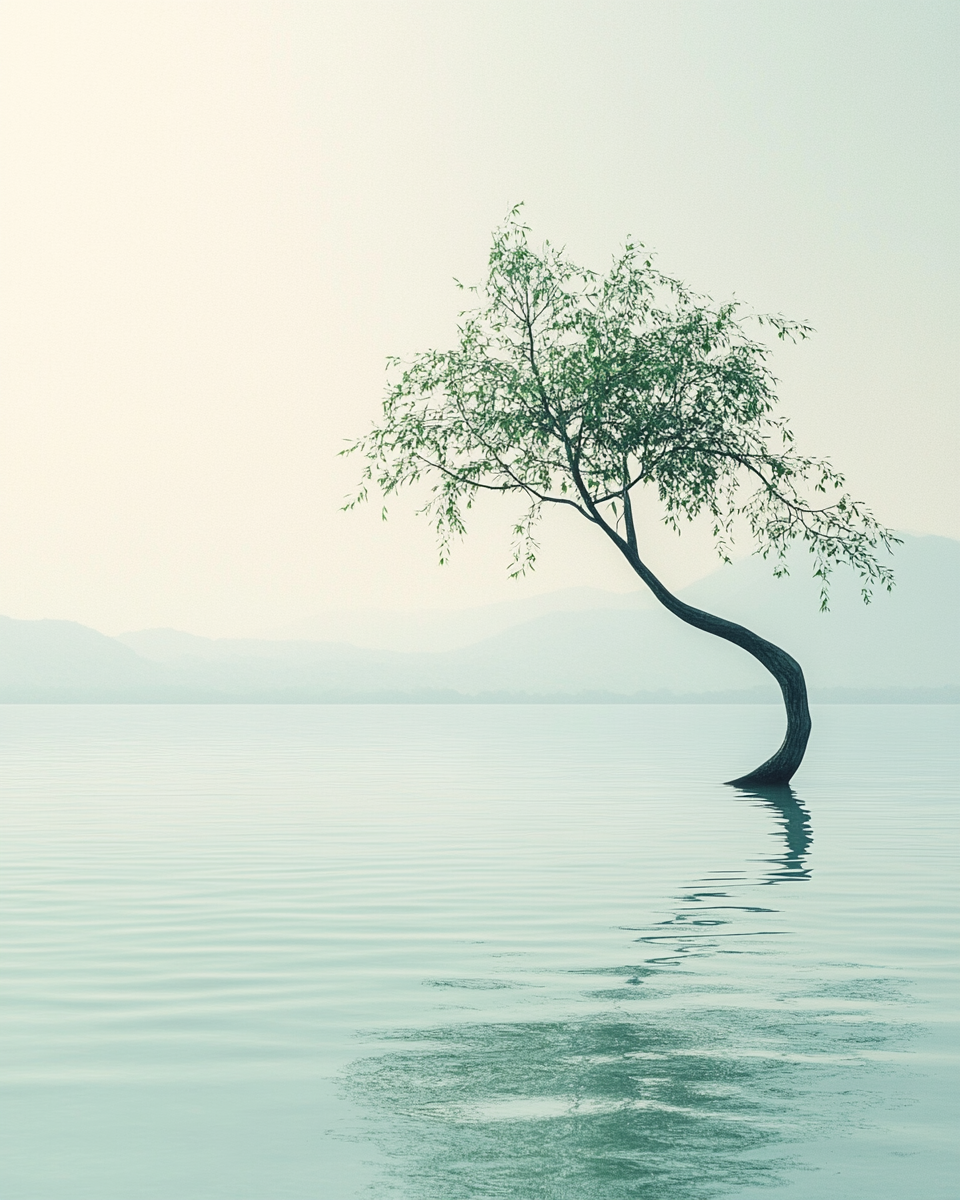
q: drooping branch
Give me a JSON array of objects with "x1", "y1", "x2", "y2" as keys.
[{"x1": 413, "y1": 452, "x2": 594, "y2": 520}]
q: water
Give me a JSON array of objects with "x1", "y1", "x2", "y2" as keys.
[{"x1": 0, "y1": 704, "x2": 957, "y2": 1199}]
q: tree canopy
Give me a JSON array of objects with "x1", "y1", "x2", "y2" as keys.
[{"x1": 346, "y1": 211, "x2": 897, "y2": 609}]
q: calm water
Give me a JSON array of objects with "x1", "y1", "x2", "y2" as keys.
[{"x1": 1, "y1": 705, "x2": 957, "y2": 1199}]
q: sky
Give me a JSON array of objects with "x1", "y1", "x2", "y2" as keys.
[{"x1": 0, "y1": 0, "x2": 957, "y2": 637}]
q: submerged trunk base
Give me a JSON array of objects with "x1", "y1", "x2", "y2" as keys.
[
  {"x1": 726, "y1": 764, "x2": 801, "y2": 788},
  {"x1": 725, "y1": 702, "x2": 812, "y2": 788}
]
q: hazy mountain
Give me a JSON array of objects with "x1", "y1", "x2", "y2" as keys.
[
  {"x1": 0, "y1": 616, "x2": 161, "y2": 700},
  {"x1": 2, "y1": 534, "x2": 957, "y2": 702},
  {"x1": 255, "y1": 586, "x2": 657, "y2": 653}
]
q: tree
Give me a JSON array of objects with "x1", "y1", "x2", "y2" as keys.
[{"x1": 345, "y1": 213, "x2": 898, "y2": 786}]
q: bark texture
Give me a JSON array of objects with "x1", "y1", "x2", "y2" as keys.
[{"x1": 623, "y1": 548, "x2": 812, "y2": 786}]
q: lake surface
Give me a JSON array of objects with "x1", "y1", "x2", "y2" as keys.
[{"x1": 1, "y1": 704, "x2": 957, "y2": 1199}]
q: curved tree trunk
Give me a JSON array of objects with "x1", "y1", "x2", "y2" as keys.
[{"x1": 623, "y1": 548, "x2": 812, "y2": 786}]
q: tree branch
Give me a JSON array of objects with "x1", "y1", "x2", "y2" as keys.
[{"x1": 413, "y1": 454, "x2": 594, "y2": 519}]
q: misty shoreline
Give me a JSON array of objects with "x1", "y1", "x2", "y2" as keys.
[
  {"x1": 2, "y1": 688, "x2": 958, "y2": 705},
  {"x1": 3, "y1": 535, "x2": 957, "y2": 705}
]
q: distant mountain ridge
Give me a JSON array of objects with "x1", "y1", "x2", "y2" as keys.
[
  {"x1": 258, "y1": 586, "x2": 657, "y2": 653},
  {"x1": 1, "y1": 534, "x2": 957, "y2": 702}
]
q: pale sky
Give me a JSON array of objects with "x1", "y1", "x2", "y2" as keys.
[{"x1": 0, "y1": 1, "x2": 956, "y2": 637}]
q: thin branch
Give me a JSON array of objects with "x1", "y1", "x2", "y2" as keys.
[
  {"x1": 414, "y1": 454, "x2": 595, "y2": 519},
  {"x1": 622, "y1": 460, "x2": 639, "y2": 555}
]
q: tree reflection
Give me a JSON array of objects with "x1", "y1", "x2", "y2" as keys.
[
  {"x1": 733, "y1": 785, "x2": 813, "y2": 885},
  {"x1": 347, "y1": 1014, "x2": 810, "y2": 1199},
  {"x1": 344, "y1": 789, "x2": 900, "y2": 1198},
  {"x1": 626, "y1": 789, "x2": 812, "y2": 968}
]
